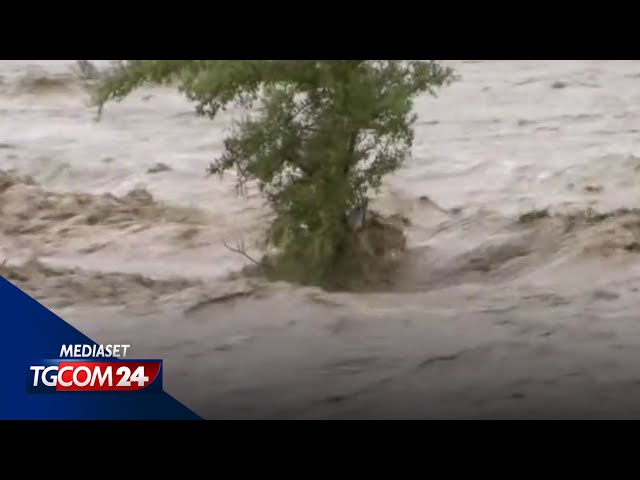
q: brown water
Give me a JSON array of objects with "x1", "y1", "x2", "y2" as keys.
[{"x1": 3, "y1": 60, "x2": 640, "y2": 418}]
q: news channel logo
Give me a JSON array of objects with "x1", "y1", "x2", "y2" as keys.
[{"x1": 27, "y1": 344, "x2": 163, "y2": 394}]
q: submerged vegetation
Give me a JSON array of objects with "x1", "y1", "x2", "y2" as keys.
[{"x1": 86, "y1": 60, "x2": 455, "y2": 289}]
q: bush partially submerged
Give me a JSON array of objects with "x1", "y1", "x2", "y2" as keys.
[
  {"x1": 259, "y1": 209, "x2": 410, "y2": 290},
  {"x1": 88, "y1": 60, "x2": 455, "y2": 288}
]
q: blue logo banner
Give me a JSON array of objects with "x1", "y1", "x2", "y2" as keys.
[{"x1": 0, "y1": 276, "x2": 201, "y2": 420}]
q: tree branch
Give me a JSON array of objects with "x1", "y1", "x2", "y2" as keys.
[{"x1": 222, "y1": 240, "x2": 261, "y2": 265}]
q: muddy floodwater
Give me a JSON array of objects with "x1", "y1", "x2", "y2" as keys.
[{"x1": 3, "y1": 60, "x2": 640, "y2": 418}]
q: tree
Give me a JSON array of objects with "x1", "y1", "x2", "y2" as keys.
[{"x1": 88, "y1": 60, "x2": 455, "y2": 289}]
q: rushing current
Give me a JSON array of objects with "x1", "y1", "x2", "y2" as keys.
[{"x1": 3, "y1": 60, "x2": 640, "y2": 419}]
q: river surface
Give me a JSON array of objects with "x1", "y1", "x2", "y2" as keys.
[{"x1": 3, "y1": 60, "x2": 640, "y2": 418}]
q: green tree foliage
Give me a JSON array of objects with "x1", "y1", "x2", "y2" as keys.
[{"x1": 90, "y1": 60, "x2": 455, "y2": 288}]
